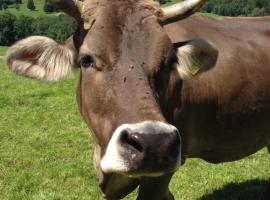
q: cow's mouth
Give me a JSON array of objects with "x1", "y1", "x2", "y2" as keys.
[{"x1": 100, "y1": 121, "x2": 182, "y2": 177}]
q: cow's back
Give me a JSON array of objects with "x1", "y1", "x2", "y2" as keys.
[{"x1": 165, "y1": 16, "x2": 270, "y2": 163}]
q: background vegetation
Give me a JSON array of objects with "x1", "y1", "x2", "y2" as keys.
[
  {"x1": 1, "y1": 0, "x2": 270, "y2": 46},
  {"x1": 0, "y1": 12, "x2": 76, "y2": 46},
  {"x1": 163, "y1": 0, "x2": 270, "y2": 16},
  {"x1": 0, "y1": 0, "x2": 57, "y2": 16}
]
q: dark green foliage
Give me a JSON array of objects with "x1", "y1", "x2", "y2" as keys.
[
  {"x1": 201, "y1": 0, "x2": 270, "y2": 16},
  {"x1": 2, "y1": 2, "x2": 7, "y2": 9},
  {"x1": 27, "y1": 0, "x2": 35, "y2": 11},
  {"x1": 0, "y1": 0, "x2": 22, "y2": 10},
  {"x1": 15, "y1": 3, "x2": 20, "y2": 10},
  {"x1": 43, "y1": 0, "x2": 54, "y2": 13},
  {"x1": 33, "y1": 15, "x2": 77, "y2": 42},
  {"x1": 159, "y1": 0, "x2": 270, "y2": 16},
  {"x1": 0, "y1": 13, "x2": 77, "y2": 46},
  {"x1": 160, "y1": 0, "x2": 169, "y2": 4},
  {"x1": 0, "y1": 12, "x2": 16, "y2": 45},
  {"x1": 14, "y1": 15, "x2": 34, "y2": 41}
]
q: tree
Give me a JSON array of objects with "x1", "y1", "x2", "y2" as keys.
[
  {"x1": 2, "y1": 2, "x2": 7, "y2": 9},
  {"x1": 27, "y1": 0, "x2": 35, "y2": 11},
  {"x1": 32, "y1": 15, "x2": 76, "y2": 42},
  {"x1": 43, "y1": 0, "x2": 54, "y2": 13},
  {"x1": 14, "y1": 15, "x2": 34, "y2": 40},
  {"x1": 0, "y1": 12, "x2": 16, "y2": 45},
  {"x1": 201, "y1": 0, "x2": 270, "y2": 16},
  {"x1": 250, "y1": 7, "x2": 267, "y2": 16},
  {"x1": 15, "y1": 3, "x2": 20, "y2": 10}
]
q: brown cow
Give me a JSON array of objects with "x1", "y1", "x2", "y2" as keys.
[{"x1": 5, "y1": 0, "x2": 270, "y2": 199}]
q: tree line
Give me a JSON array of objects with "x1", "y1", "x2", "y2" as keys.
[
  {"x1": 0, "y1": 12, "x2": 76, "y2": 46},
  {"x1": 2, "y1": 0, "x2": 270, "y2": 16},
  {"x1": 162, "y1": 0, "x2": 270, "y2": 16},
  {"x1": 1, "y1": 1, "x2": 270, "y2": 46},
  {"x1": 201, "y1": 0, "x2": 270, "y2": 16},
  {"x1": 0, "y1": 0, "x2": 58, "y2": 12}
]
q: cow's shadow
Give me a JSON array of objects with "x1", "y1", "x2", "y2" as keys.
[{"x1": 199, "y1": 179, "x2": 268, "y2": 200}]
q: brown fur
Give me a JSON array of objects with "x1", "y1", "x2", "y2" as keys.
[{"x1": 164, "y1": 16, "x2": 270, "y2": 162}]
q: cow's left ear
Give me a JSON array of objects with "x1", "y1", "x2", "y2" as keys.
[
  {"x1": 6, "y1": 36, "x2": 77, "y2": 82},
  {"x1": 173, "y1": 38, "x2": 218, "y2": 80}
]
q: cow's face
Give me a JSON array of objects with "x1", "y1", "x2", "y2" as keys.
[
  {"x1": 76, "y1": 0, "x2": 182, "y2": 176},
  {"x1": 6, "y1": 0, "x2": 217, "y2": 179}
]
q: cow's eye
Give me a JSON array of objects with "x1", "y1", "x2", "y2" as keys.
[{"x1": 80, "y1": 55, "x2": 94, "y2": 68}]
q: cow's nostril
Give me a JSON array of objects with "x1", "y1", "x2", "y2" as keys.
[{"x1": 120, "y1": 131, "x2": 143, "y2": 152}]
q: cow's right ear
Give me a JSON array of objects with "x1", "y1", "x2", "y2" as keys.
[
  {"x1": 173, "y1": 38, "x2": 218, "y2": 80},
  {"x1": 6, "y1": 36, "x2": 77, "y2": 82}
]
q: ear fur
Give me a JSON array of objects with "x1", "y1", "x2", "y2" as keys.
[
  {"x1": 174, "y1": 38, "x2": 218, "y2": 80},
  {"x1": 6, "y1": 36, "x2": 77, "y2": 81}
]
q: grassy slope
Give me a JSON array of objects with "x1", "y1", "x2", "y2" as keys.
[
  {"x1": 0, "y1": 58, "x2": 100, "y2": 199},
  {"x1": 0, "y1": 48, "x2": 270, "y2": 200},
  {"x1": 0, "y1": 46, "x2": 8, "y2": 56},
  {"x1": 0, "y1": 0, "x2": 58, "y2": 17}
]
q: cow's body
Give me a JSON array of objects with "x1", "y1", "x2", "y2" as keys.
[{"x1": 164, "y1": 16, "x2": 270, "y2": 163}]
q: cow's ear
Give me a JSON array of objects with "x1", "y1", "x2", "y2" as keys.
[
  {"x1": 6, "y1": 36, "x2": 77, "y2": 82},
  {"x1": 173, "y1": 38, "x2": 218, "y2": 80}
]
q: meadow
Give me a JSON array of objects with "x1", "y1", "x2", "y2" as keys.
[
  {"x1": 0, "y1": 45, "x2": 269, "y2": 200},
  {"x1": 0, "y1": 0, "x2": 58, "y2": 17},
  {"x1": 0, "y1": 46, "x2": 8, "y2": 56}
]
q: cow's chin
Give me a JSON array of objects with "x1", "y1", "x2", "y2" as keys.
[{"x1": 100, "y1": 121, "x2": 182, "y2": 177}]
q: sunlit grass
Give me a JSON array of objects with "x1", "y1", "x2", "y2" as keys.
[
  {"x1": 0, "y1": 0, "x2": 58, "y2": 17},
  {"x1": 0, "y1": 46, "x2": 8, "y2": 56}
]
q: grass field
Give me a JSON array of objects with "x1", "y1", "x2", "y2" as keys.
[
  {"x1": 0, "y1": 35, "x2": 270, "y2": 200},
  {"x1": 0, "y1": 46, "x2": 8, "y2": 56},
  {"x1": 0, "y1": 0, "x2": 58, "y2": 17}
]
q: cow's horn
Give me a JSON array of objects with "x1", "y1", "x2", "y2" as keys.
[
  {"x1": 53, "y1": 0, "x2": 82, "y2": 23},
  {"x1": 160, "y1": 0, "x2": 207, "y2": 25}
]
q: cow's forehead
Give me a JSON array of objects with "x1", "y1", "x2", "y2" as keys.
[
  {"x1": 81, "y1": 0, "x2": 161, "y2": 24},
  {"x1": 79, "y1": 0, "x2": 170, "y2": 68}
]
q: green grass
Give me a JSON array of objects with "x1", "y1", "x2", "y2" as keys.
[
  {"x1": 195, "y1": 12, "x2": 221, "y2": 19},
  {"x1": 0, "y1": 0, "x2": 58, "y2": 17},
  {"x1": 0, "y1": 46, "x2": 270, "y2": 199},
  {"x1": 0, "y1": 46, "x2": 8, "y2": 56}
]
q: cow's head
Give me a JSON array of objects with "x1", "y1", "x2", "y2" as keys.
[{"x1": 6, "y1": 0, "x2": 217, "y2": 197}]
